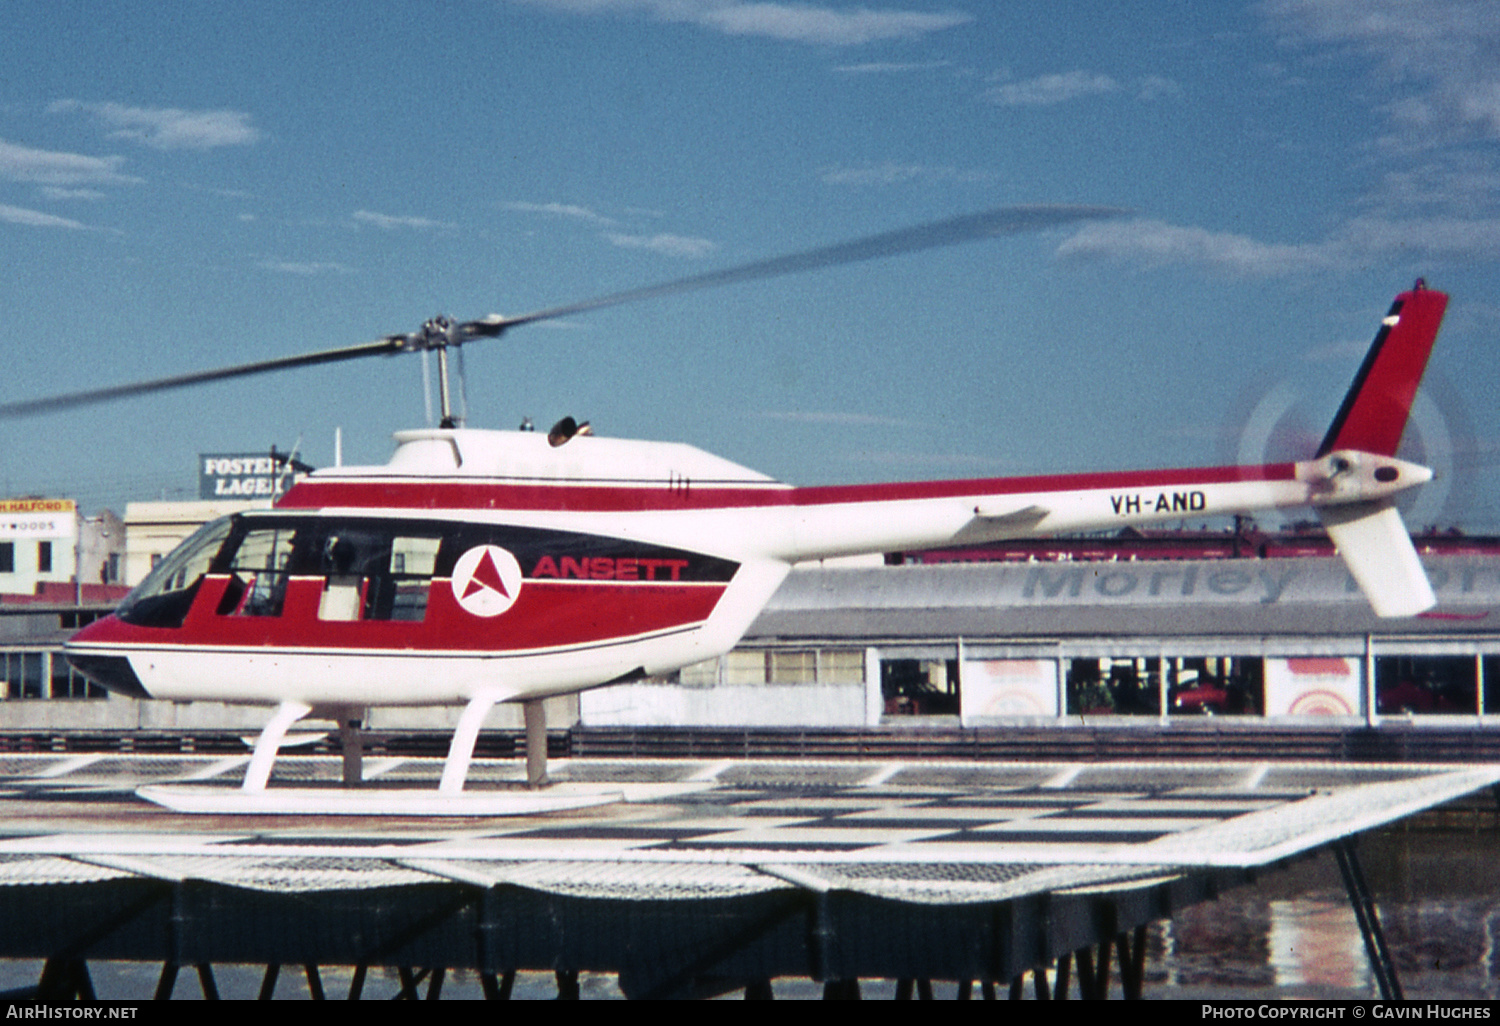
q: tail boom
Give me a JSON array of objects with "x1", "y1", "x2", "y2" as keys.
[{"x1": 650, "y1": 451, "x2": 1429, "y2": 565}]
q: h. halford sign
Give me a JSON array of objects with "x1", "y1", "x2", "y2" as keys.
[{"x1": 0, "y1": 498, "x2": 75, "y2": 540}]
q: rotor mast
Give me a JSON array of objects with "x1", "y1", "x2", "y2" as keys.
[{"x1": 405, "y1": 314, "x2": 501, "y2": 429}]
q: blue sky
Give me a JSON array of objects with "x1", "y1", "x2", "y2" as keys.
[{"x1": 2, "y1": 0, "x2": 1498, "y2": 530}]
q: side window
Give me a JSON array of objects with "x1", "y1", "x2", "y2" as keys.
[
  {"x1": 384, "y1": 535, "x2": 441, "y2": 621},
  {"x1": 314, "y1": 527, "x2": 442, "y2": 622},
  {"x1": 217, "y1": 526, "x2": 300, "y2": 617}
]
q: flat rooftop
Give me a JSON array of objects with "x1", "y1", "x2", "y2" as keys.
[{"x1": 1, "y1": 754, "x2": 1496, "y2": 997}]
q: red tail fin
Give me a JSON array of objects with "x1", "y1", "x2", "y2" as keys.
[{"x1": 1316, "y1": 281, "x2": 1448, "y2": 458}]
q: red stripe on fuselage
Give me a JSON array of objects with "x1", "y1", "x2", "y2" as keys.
[
  {"x1": 76, "y1": 575, "x2": 726, "y2": 654},
  {"x1": 277, "y1": 464, "x2": 1298, "y2": 513}
]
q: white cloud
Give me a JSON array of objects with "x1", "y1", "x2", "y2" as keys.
[
  {"x1": 983, "y1": 71, "x2": 1121, "y2": 107},
  {"x1": 0, "y1": 203, "x2": 91, "y2": 230},
  {"x1": 1257, "y1": 1, "x2": 1500, "y2": 265},
  {"x1": 186, "y1": 184, "x2": 256, "y2": 200},
  {"x1": 1364, "y1": 161, "x2": 1500, "y2": 217},
  {"x1": 1137, "y1": 75, "x2": 1183, "y2": 101},
  {"x1": 503, "y1": 200, "x2": 620, "y2": 227},
  {"x1": 1261, "y1": 0, "x2": 1500, "y2": 145},
  {"x1": 604, "y1": 231, "x2": 718, "y2": 257},
  {"x1": 506, "y1": 200, "x2": 711, "y2": 256},
  {"x1": 50, "y1": 100, "x2": 262, "y2": 150},
  {"x1": 1057, "y1": 211, "x2": 1500, "y2": 276},
  {"x1": 819, "y1": 161, "x2": 995, "y2": 186},
  {"x1": 1056, "y1": 218, "x2": 1339, "y2": 277},
  {"x1": 517, "y1": 1, "x2": 972, "y2": 45},
  {"x1": 832, "y1": 60, "x2": 952, "y2": 74},
  {"x1": 39, "y1": 186, "x2": 106, "y2": 201},
  {"x1": 352, "y1": 210, "x2": 456, "y2": 231},
  {"x1": 1338, "y1": 213, "x2": 1500, "y2": 261},
  {"x1": 256, "y1": 260, "x2": 355, "y2": 275},
  {"x1": 821, "y1": 162, "x2": 926, "y2": 185},
  {"x1": 979, "y1": 71, "x2": 1181, "y2": 108},
  {"x1": 0, "y1": 138, "x2": 138, "y2": 186}
]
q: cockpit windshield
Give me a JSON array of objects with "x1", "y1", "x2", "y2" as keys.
[{"x1": 114, "y1": 516, "x2": 235, "y2": 628}]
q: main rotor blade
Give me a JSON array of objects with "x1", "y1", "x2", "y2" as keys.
[
  {"x1": 0, "y1": 337, "x2": 402, "y2": 419},
  {"x1": 0, "y1": 204, "x2": 1120, "y2": 419},
  {"x1": 483, "y1": 204, "x2": 1122, "y2": 333}
]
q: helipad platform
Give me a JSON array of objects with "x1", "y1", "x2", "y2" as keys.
[{"x1": 1, "y1": 753, "x2": 1496, "y2": 999}]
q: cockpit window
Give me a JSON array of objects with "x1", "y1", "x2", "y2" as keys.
[{"x1": 114, "y1": 517, "x2": 235, "y2": 628}]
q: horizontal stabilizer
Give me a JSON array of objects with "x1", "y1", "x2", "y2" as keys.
[{"x1": 1319, "y1": 500, "x2": 1434, "y2": 617}]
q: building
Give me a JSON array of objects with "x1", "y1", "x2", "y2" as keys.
[
  {"x1": 580, "y1": 552, "x2": 1500, "y2": 728},
  {"x1": 0, "y1": 499, "x2": 124, "y2": 708},
  {"x1": 0, "y1": 500, "x2": 124, "y2": 605}
]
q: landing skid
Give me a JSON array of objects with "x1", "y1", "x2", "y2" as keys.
[{"x1": 205, "y1": 694, "x2": 561, "y2": 813}]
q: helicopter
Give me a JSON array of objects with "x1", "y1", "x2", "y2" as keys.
[{"x1": 9, "y1": 205, "x2": 1448, "y2": 807}]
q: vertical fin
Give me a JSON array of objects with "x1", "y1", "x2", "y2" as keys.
[
  {"x1": 1315, "y1": 281, "x2": 1447, "y2": 617},
  {"x1": 1317, "y1": 282, "x2": 1448, "y2": 458}
]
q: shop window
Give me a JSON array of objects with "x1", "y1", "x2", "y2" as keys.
[
  {"x1": 1169, "y1": 656, "x2": 1264, "y2": 716},
  {"x1": 0, "y1": 543, "x2": 13, "y2": 574},
  {"x1": 1376, "y1": 656, "x2": 1477, "y2": 715},
  {"x1": 22, "y1": 653, "x2": 43, "y2": 699},
  {"x1": 678, "y1": 658, "x2": 719, "y2": 687},
  {"x1": 820, "y1": 650, "x2": 865, "y2": 684},
  {"x1": 49, "y1": 654, "x2": 102, "y2": 699},
  {"x1": 2, "y1": 652, "x2": 44, "y2": 699},
  {"x1": 723, "y1": 651, "x2": 768, "y2": 685},
  {"x1": 882, "y1": 658, "x2": 959, "y2": 716},
  {"x1": 1066, "y1": 657, "x2": 1161, "y2": 716},
  {"x1": 37, "y1": 541, "x2": 51, "y2": 574},
  {"x1": 682, "y1": 649, "x2": 863, "y2": 687},
  {"x1": 1485, "y1": 657, "x2": 1500, "y2": 716},
  {"x1": 770, "y1": 650, "x2": 816, "y2": 684}
]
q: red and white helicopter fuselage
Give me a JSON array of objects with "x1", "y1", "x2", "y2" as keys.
[
  {"x1": 64, "y1": 283, "x2": 1450, "y2": 794},
  {"x1": 68, "y1": 429, "x2": 1429, "y2": 712}
]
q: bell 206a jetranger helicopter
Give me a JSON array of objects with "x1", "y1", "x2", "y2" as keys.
[{"x1": 9, "y1": 206, "x2": 1450, "y2": 810}]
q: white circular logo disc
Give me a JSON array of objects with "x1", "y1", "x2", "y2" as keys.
[{"x1": 450, "y1": 545, "x2": 524, "y2": 617}]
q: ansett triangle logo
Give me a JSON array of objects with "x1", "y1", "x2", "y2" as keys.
[{"x1": 450, "y1": 545, "x2": 524, "y2": 617}]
